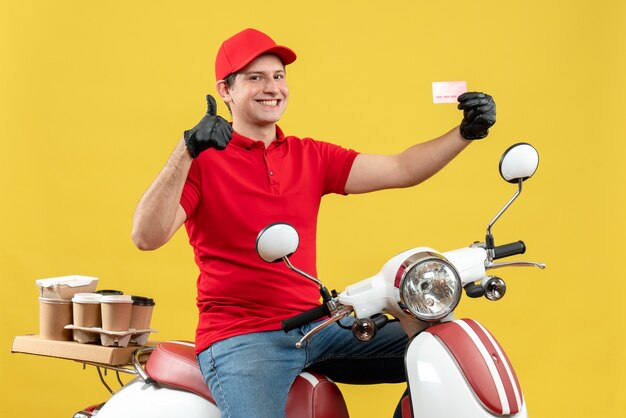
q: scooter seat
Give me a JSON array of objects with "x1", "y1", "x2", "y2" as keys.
[
  {"x1": 145, "y1": 341, "x2": 349, "y2": 418},
  {"x1": 145, "y1": 341, "x2": 215, "y2": 403}
]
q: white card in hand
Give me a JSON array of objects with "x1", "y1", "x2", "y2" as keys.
[{"x1": 432, "y1": 81, "x2": 467, "y2": 104}]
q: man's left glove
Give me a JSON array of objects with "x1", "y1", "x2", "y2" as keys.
[{"x1": 457, "y1": 92, "x2": 496, "y2": 140}]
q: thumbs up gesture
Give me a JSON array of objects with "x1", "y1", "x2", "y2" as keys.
[{"x1": 184, "y1": 95, "x2": 233, "y2": 158}]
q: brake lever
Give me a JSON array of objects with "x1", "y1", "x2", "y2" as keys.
[
  {"x1": 486, "y1": 260, "x2": 546, "y2": 270},
  {"x1": 295, "y1": 306, "x2": 353, "y2": 349}
]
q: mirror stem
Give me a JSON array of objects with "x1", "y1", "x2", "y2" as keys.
[
  {"x1": 282, "y1": 257, "x2": 324, "y2": 289},
  {"x1": 282, "y1": 257, "x2": 336, "y2": 307},
  {"x1": 486, "y1": 178, "x2": 523, "y2": 256}
]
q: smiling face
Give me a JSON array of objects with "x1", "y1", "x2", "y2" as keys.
[{"x1": 218, "y1": 54, "x2": 288, "y2": 140}]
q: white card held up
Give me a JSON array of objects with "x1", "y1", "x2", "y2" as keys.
[{"x1": 432, "y1": 81, "x2": 467, "y2": 104}]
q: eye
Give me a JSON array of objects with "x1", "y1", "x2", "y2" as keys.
[
  {"x1": 249, "y1": 75, "x2": 262, "y2": 81},
  {"x1": 274, "y1": 73, "x2": 285, "y2": 80}
]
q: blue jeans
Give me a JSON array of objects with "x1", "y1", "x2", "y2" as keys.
[{"x1": 197, "y1": 318, "x2": 408, "y2": 418}]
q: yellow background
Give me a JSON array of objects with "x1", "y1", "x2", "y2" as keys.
[{"x1": 1, "y1": 0, "x2": 625, "y2": 416}]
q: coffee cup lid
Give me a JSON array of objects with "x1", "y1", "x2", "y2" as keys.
[
  {"x1": 72, "y1": 293, "x2": 103, "y2": 303},
  {"x1": 95, "y1": 289, "x2": 124, "y2": 296},
  {"x1": 132, "y1": 295, "x2": 156, "y2": 306},
  {"x1": 101, "y1": 295, "x2": 133, "y2": 303}
]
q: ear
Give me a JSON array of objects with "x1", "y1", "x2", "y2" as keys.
[{"x1": 216, "y1": 81, "x2": 231, "y2": 103}]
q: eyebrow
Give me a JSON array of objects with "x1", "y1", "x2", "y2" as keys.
[{"x1": 240, "y1": 69, "x2": 286, "y2": 76}]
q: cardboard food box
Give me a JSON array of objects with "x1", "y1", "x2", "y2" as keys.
[
  {"x1": 11, "y1": 335, "x2": 145, "y2": 365},
  {"x1": 36, "y1": 275, "x2": 98, "y2": 300}
]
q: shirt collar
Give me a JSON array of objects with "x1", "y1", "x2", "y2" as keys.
[{"x1": 230, "y1": 125, "x2": 286, "y2": 150}]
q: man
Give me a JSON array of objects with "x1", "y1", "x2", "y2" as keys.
[{"x1": 132, "y1": 28, "x2": 495, "y2": 418}]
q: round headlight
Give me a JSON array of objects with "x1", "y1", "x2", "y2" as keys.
[{"x1": 395, "y1": 252, "x2": 462, "y2": 321}]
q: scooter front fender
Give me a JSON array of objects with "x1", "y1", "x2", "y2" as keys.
[
  {"x1": 405, "y1": 318, "x2": 527, "y2": 418},
  {"x1": 95, "y1": 377, "x2": 221, "y2": 418}
]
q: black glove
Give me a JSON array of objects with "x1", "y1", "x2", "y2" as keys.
[
  {"x1": 457, "y1": 92, "x2": 496, "y2": 140},
  {"x1": 184, "y1": 95, "x2": 233, "y2": 157}
]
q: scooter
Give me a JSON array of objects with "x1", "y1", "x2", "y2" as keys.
[{"x1": 74, "y1": 142, "x2": 544, "y2": 418}]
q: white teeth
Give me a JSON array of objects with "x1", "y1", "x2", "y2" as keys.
[{"x1": 258, "y1": 100, "x2": 278, "y2": 106}]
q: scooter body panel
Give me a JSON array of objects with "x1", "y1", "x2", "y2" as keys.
[
  {"x1": 405, "y1": 319, "x2": 527, "y2": 418},
  {"x1": 95, "y1": 377, "x2": 220, "y2": 418}
]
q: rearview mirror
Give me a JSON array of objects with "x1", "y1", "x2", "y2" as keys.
[
  {"x1": 499, "y1": 143, "x2": 539, "y2": 183},
  {"x1": 486, "y1": 143, "x2": 540, "y2": 259},
  {"x1": 256, "y1": 223, "x2": 300, "y2": 263}
]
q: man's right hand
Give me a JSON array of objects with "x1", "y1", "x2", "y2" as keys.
[{"x1": 184, "y1": 95, "x2": 233, "y2": 158}]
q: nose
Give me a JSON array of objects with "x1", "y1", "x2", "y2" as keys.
[{"x1": 263, "y1": 78, "x2": 280, "y2": 94}]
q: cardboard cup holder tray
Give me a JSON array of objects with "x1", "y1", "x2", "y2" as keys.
[{"x1": 64, "y1": 325, "x2": 157, "y2": 347}]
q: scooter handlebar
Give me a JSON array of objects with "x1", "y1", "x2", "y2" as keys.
[
  {"x1": 493, "y1": 240, "x2": 526, "y2": 259},
  {"x1": 282, "y1": 305, "x2": 329, "y2": 332}
]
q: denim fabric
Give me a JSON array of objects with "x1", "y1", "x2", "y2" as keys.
[{"x1": 197, "y1": 317, "x2": 408, "y2": 418}]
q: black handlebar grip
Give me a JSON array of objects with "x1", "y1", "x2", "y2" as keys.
[
  {"x1": 281, "y1": 305, "x2": 328, "y2": 332},
  {"x1": 493, "y1": 240, "x2": 526, "y2": 260}
]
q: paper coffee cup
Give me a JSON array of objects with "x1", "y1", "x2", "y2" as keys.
[
  {"x1": 39, "y1": 297, "x2": 73, "y2": 341},
  {"x1": 130, "y1": 296, "x2": 155, "y2": 330},
  {"x1": 72, "y1": 293, "x2": 103, "y2": 328},
  {"x1": 100, "y1": 295, "x2": 133, "y2": 332}
]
